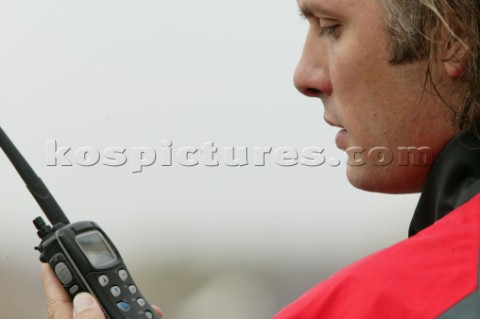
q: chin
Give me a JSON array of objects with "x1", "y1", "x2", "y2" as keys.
[{"x1": 346, "y1": 165, "x2": 428, "y2": 194}]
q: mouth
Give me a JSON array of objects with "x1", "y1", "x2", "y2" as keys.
[
  {"x1": 323, "y1": 115, "x2": 344, "y2": 129},
  {"x1": 335, "y1": 129, "x2": 348, "y2": 150},
  {"x1": 324, "y1": 116, "x2": 348, "y2": 150}
]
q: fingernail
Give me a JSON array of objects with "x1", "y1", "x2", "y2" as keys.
[{"x1": 73, "y1": 293, "x2": 96, "y2": 315}]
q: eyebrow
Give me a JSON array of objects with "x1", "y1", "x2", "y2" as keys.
[
  {"x1": 298, "y1": 2, "x2": 315, "y2": 19},
  {"x1": 298, "y1": 1, "x2": 336, "y2": 19}
]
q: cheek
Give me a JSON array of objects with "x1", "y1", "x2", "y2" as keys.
[
  {"x1": 329, "y1": 37, "x2": 386, "y2": 104},
  {"x1": 329, "y1": 57, "x2": 392, "y2": 145},
  {"x1": 328, "y1": 22, "x2": 397, "y2": 105}
]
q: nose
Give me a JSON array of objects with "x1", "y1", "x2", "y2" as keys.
[{"x1": 293, "y1": 29, "x2": 331, "y2": 98}]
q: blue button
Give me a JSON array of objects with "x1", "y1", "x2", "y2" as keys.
[{"x1": 116, "y1": 302, "x2": 131, "y2": 312}]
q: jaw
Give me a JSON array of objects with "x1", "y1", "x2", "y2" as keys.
[{"x1": 346, "y1": 163, "x2": 430, "y2": 194}]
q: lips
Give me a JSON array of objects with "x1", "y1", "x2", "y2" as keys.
[
  {"x1": 335, "y1": 129, "x2": 348, "y2": 150},
  {"x1": 323, "y1": 115, "x2": 343, "y2": 129},
  {"x1": 324, "y1": 116, "x2": 347, "y2": 150}
]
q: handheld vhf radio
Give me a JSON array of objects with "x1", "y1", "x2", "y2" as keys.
[{"x1": 0, "y1": 126, "x2": 161, "y2": 319}]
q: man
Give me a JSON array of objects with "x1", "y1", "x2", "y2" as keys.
[{"x1": 42, "y1": 0, "x2": 480, "y2": 317}]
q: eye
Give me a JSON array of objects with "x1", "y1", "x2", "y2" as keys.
[
  {"x1": 319, "y1": 25, "x2": 338, "y2": 37},
  {"x1": 318, "y1": 18, "x2": 340, "y2": 37}
]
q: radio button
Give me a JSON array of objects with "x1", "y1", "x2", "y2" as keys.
[
  {"x1": 128, "y1": 285, "x2": 137, "y2": 294},
  {"x1": 54, "y1": 262, "x2": 73, "y2": 285},
  {"x1": 137, "y1": 298, "x2": 146, "y2": 307},
  {"x1": 98, "y1": 275, "x2": 109, "y2": 287},
  {"x1": 110, "y1": 286, "x2": 121, "y2": 297},
  {"x1": 118, "y1": 269, "x2": 128, "y2": 281},
  {"x1": 69, "y1": 285, "x2": 79, "y2": 295},
  {"x1": 116, "y1": 301, "x2": 131, "y2": 312}
]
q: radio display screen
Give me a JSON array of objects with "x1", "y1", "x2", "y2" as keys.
[{"x1": 76, "y1": 231, "x2": 117, "y2": 268}]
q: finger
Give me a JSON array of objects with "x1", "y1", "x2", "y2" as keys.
[
  {"x1": 41, "y1": 263, "x2": 73, "y2": 319},
  {"x1": 152, "y1": 305, "x2": 164, "y2": 318},
  {"x1": 73, "y1": 293, "x2": 106, "y2": 319}
]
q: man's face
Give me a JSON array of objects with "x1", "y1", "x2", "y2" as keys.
[{"x1": 294, "y1": 0, "x2": 458, "y2": 193}]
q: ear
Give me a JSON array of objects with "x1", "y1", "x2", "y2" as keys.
[{"x1": 443, "y1": 41, "x2": 468, "y2": 78}]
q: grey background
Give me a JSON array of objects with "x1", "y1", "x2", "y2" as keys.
[{"x1": 0, "y1": 0, "x2": 418, "y2": 318}]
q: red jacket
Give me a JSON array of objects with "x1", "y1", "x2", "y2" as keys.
[{"x1": 275, "y1": 131, "x2": 480, "y2": 319}]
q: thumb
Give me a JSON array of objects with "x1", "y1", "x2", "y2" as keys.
[{"x1": 73, "y1": 293, "x2": 106, "y2": 319}]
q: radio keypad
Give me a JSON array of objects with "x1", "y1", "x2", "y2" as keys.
[{"x1": 94, "y1": 268, "x2": 157, "y2": 318}]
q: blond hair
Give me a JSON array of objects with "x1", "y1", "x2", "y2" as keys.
[{"x1": 380, "y1": 0, "x2": 480, "y2": 133}]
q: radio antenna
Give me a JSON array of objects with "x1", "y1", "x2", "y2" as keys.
[{"x1": 0, "y1": 126, "x2": 69, "y2": 226}]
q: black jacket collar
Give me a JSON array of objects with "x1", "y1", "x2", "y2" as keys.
[{"x1": 409, "y1": 130, "x2": 480, "y2": 237}]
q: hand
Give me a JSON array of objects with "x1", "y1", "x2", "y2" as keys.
[{"x1": 42, "y1": 264, "x2": 164, "y2": 319}]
